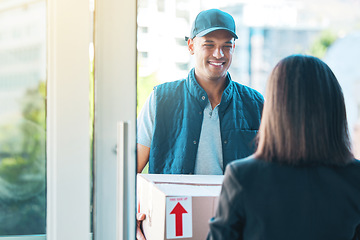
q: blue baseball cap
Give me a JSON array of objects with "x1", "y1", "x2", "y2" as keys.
[{"x1": 186, "y1": 9, "x2": 238, "y2": 40}]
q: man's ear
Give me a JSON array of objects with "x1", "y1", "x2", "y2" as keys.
[{"x1": 188, "y1": 38, "x2": 195, "y2": 55}]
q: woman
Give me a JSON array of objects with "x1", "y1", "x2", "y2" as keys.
[{"x1": 208, "y1": 55, "x2": 360, "y2": 240}]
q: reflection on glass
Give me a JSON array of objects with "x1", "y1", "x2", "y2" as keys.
[{"x1": 0, "y1": 0, "x2": 46, "y2": 235}]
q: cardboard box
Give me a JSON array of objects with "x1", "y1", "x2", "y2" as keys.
[{"x1": 137, "y1": 174, "x2": 224, "y2": 240}]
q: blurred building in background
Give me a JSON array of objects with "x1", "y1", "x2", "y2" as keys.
[
  {"x1": 137, "y1": 0, "x2": 322, "y2": 91},
  {"x1": 0, "y1": 0, "x2": 46, "y2": 122},
  {"x1": 324, "y1": 31, "x2": 360, "y2": 157}
]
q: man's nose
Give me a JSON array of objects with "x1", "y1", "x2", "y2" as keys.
[{"x1": 213, "y1": 47, "x2": 224, "y2": 58}]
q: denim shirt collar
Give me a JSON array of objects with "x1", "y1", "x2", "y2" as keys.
[{"x1": 185, "y1": 68, "x2": 234, "y2": 112}]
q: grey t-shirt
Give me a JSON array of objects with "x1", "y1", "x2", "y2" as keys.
[{"x1": 137, "y1": 91, "x2": 223, "y2": 175}]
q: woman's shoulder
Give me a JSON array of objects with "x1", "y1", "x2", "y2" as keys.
[
  {"x1": 228, "y1": 155, "x2": 269, "y2": 169},
  {"x1": 350, "y1": 158, "x2": 360, "y2": 166},
  {"x1": 341, "y1": 158, "x2": 360, "y2": 177},
  {"x1": 227, "y1": 156, "x2": 360, "y2": 180},
  {"x1": 226, "y1": 155, "x2": 270, "y2": 177}
]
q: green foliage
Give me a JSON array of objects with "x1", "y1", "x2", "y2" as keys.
[
  {"x1": 137, "y1": 72, "x2": 160, "y2": 115},
  {"x1": 0, "y1": 157, "x2": 27, "y2": 183},
  {"x1": 137, "y1": 70, "x2": 159, "y2": 174},
  {"x1": 309, "y1": 30, "x2": 338, "y2": 58},
  {"x1": 0, "y1": 82, "x2": 46, "y2": 235},
  {"x1": 89, "y1": 59, "x2": 95, "y2": 233},
  {"x1": 141, "y1": 162, "x2": 149, "y2": 174}
]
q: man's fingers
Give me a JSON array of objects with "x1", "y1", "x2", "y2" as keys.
[
  {"x1": 136, "y1": 225, "x2": 146, "y2": 240},
  {"x1": 137, "y1": 213, "x2": 146, "y2": 221},
  {"x1": 136, "y1": 213, "x2": 146, "y2": 239}
]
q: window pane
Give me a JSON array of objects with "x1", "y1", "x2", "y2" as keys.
[{"x1": 0, "y1": 0, "x2": 46, "y2": 235}]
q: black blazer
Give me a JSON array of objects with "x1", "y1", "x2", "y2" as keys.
[{"x1": 208, "y1": 156, "x2": 360, "y2": 240}]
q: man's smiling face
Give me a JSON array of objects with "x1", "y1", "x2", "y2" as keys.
[{"x1": 188, "y1": 29, "x2": 235, "y2": 83}]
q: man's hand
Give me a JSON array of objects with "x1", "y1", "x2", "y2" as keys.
[{"x1": 136, "y1": 213, "x2": 146, "y2": 240}]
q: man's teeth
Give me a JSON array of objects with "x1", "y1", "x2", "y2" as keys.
[{"x1": 211, "y1": 62, "x2": 223, "y2": 66}]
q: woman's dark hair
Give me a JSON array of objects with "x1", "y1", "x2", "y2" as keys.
[{"x1": 255, "y1": 54, "x2": 353, "y2": 166}]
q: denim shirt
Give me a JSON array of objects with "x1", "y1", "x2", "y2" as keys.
[{"x1": 149, "y1": 68, "x2": 264, "y2": 174}]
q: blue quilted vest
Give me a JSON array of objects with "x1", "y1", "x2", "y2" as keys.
[{"x1": 149, "y1": 68, "x2": 264, "y2": 174}]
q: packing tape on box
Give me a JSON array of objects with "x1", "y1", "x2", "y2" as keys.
[{"x1": 147, "y1": 182, "x2": 153, "y2": 227}]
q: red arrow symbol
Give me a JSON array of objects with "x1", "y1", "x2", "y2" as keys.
[{"x1": 170, "y1": 202, "x2": 188, "y2": 236}]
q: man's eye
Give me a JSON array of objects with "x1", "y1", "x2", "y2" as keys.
[
  {"x1": 224, "y1": 45, "x2": 233, "y2": 48},
  {"x1": 204, "y1": 44, "x2": 214, "y2": 47}
]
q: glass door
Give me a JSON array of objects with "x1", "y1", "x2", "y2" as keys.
[{"x1": 0, "y1": 0, "x2": 46, "y2": 236}]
